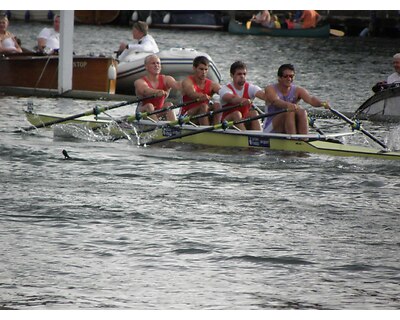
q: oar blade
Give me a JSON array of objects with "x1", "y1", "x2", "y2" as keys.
[{"x1": 330, "y1": 29, "x2": 345, "y2": 37}]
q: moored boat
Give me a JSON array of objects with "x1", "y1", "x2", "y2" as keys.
[
  {"x1": 228, "y1": 19, "x2": 331, "y2": 38},
  {"x1": 116, "y1": 48, "x2": 222, "y2": 95},
  {"x1": 74, "y1": 10, "x2": 120, "y2": 25},
  {"x1": 146, "y1": 10, "x2": 229, "y2": 30},
  {"x1": 354, "y1": 84, "x2": 400, "y2": 121},
  {"x1": 0, "y1": 53, "x2": 118, "y2": 94},
  {"x1": 22, "y1": 110, "x2": 400, "y2": 161}
]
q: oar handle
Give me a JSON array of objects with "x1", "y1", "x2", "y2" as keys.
[
  {"x1": 329, "y1": 107, "x2": 388, "y2": 150},
  {"x1": 171, "y1": 102, "x2": 246, "y2": 126},
  {"x1": 125, "y1": 98, "x2": 207, "y2": 123}
]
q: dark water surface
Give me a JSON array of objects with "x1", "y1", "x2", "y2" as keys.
[{"x1": 1, "y1": 21, "x2": 400, "y2": 310}]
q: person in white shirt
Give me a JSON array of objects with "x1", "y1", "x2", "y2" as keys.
[
  {"x1": 37, "y1": 14, "x2": 60, "y2": 53},
  {"x1": 0, "y1": 15, "x2": 22, "y2": 54},
  {"x1": 117, "y1": 21, "x2": 159, "y2": 61},
  {"x1": 387, "y1": 53, "x2": 400, "y2": 84}
]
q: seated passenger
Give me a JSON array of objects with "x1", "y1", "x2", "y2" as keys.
[
  {"x1": 0, "y1": 15, "x2": 22, "y2": 54},
  {"x1": 117, "y1": 21, "x2": 159, "y2": 61},
  {"x1": 37, "y1": 14, "x2": 60, "y2": 54}
]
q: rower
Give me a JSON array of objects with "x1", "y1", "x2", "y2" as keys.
[
  {"x1": 219, "y1": 60, "x2": 266, "y2": 131},
  {"x1": 181, "y1": 56, "x2": 222, "y2": 126}
]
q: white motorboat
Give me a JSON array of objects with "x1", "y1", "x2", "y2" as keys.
[{"x1": 116, "y1": 47, "x2": 222, "y2": 95}]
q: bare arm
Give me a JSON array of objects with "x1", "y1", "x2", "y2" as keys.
[
  {"x1": 165, "y1": 75, "x2": 182, "y2": 91},
  {"x1": 297, "y1": 87, "x2": 329, "y2": 108},
  {"x1": 181, "y1": 77, "x2": 209, "y2": 101},
  {"x1": 134, "y1": 78, "x2": 166, "y2": 97}
]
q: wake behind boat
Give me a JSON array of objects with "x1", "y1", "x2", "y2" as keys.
[
  {"x1": 116, "y1": 48, "x2": 222, "y2": 95},
  {"x1": 22, "y1": 108, "x2": 400, "y2": 161}
]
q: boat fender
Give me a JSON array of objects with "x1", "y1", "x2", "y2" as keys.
[
  {"x1": 108, "y1": 64, "x2": 117, "y2": 80},
  {"x1": 47, "y1": 10, "x2": 54, "y2": 20},
  {"x1": 163, "y1": 13, "x2": 171, "y2": 24},
  {"x1": 131, "y1": 11, "x2": 139, "y2": 22}
]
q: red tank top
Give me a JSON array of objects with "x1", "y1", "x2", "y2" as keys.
[
  {"x1": 141, "y1": 75, "x2": 167, "y2": 110},
  {"x1": 181, "y1": 76, "x2": 212, "y2": 114},
  {"x1": 222, "y1": 83, "x2": 251, "y2": 120}
]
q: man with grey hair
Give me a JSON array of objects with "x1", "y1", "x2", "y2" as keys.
[
  {"x1": 118, "y1": 21, "x2": 159, "y2": 61},
  {"x1": 37, "y1": 14, "x2": 60, "y2": 53},
  {"x1": 387, "y1": 53, "x2": 400, "y2": 84}
]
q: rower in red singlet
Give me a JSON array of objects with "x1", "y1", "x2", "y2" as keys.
[
  {"x1": 219, "y1": 61, "x2": 265, "y2": 131},
  {"x1": 134, "y1": 54, "x2": 181, "y2": 121},
  {"x1": 181, "y1": 56, "x2": 221, "y2": 126}
]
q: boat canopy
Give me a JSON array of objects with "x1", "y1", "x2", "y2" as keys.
[{"x1": 355, "y1": 84, "x2": 400, "y2": 118}]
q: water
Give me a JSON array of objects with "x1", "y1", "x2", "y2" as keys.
[{"x1": 1, "y1": 21, "x2": 400, "y2": 310}]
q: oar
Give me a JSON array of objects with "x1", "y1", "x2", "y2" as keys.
[
  {"x1": 125, "y1": 98, "x2": 206, "y2": 123},
  {"x1": 308, "y1": 116, "x2": 325, "y2": 135},
  {"x1": 166, "y1": 101, "x2": 249, "y2": 127},
  {"x1": 140, "y1": 109, "x2": 287, "y2": 146},
  {"x1": 329, "y1": 107, "x2": 388, "y2": 149},
  {"x1": 330, "y1": 29, "x2": 345, "y2": 37},
  {"x1": 113, "y1": 101, "x2": 245, "y2": 139},
  {"x1": 15, "y1": 95, "x2": 155, "y2": 133}
]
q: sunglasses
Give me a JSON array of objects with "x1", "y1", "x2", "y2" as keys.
[{"x1": 281, "y1": 74, "x2": 295, "y2": 79}]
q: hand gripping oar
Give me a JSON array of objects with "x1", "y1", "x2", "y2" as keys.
[
  {"x1": 125, "y1": 98, "x2": 207, "y2": 123},
  {"x1": 111, "y1": 101, "x2": 247, "y2": 140},
  {"x1": 15, "y1": 95, "x2": 156, "y2": 133},
  {"x1": 92, "y1": 98, "x2": 207, "y2": 135},
  {"x1": 329, "y1": 107, "x2": 388, "y2": 150},
  {"x1": 166, "y1": 101, "x2": 249, "y2": 127},
  {"x1": 140, "y1": 109, "x2": 287, "y2": 146}
]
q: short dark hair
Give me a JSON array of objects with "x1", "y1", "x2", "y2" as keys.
[
  {"x1": 133, "y1": 21, "x2": 148, "y2": 35},
  {"x1": 277, "y1": 64, "x2": 295, "y2": 77},
  {"x1": 230, "y1": 61, "x2": 247, "y2": 75},
  {"x1": 193, "y1": 56, "x2": 209, "y2": 67}
]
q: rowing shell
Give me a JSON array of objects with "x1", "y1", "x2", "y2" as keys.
[{"x1": 24, "y1": 111, "x2": 400, "y2": 161}]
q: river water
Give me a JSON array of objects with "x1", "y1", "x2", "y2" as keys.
[{"x1": 1, "y1": 20, "x2": 400, "y2": 311}]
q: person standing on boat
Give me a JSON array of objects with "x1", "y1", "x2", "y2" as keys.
[
  {"x1": 37, "y1": 14, "x2": 60, "y2": 54},
  {"x1": 263, "y1": 64, "x2": 330, "y2": 135},
  {"x1": 117, "y1": 21, "x2": 159, "y2": 61},
  {"x1": 0, "y1": 15, "x2": 22, "y2": 54},
  {"x1": 387, "y1": 53, "x2": 400, "y2": 84},
  {"x1": 134, "y1": 54, "x2": 181, "y2": 121},
  {"x1": 219, "y1": 61, "x2": 265, "y2": 131},
  {"x1": 181, "y1": 56, "x2": 222, "y2": 126}
]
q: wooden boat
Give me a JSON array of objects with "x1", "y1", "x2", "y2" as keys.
[
  {"x1": 23, "y1": 111, "x2": 400, "y2": 161},
  {"x1": 116, "y1": 48, "x2": 222, "y2": 95},
  {"x1": 228, "y1": 19, "x2": 331, "y2": 38},
  {"x1": 74, "y1": 10, "x2": 120, "y2": 25},
  {"x1": 0, "y1": 53, "x2": 118, "y2": 94},
  {"x1": 354, "y1": 84, "x2": 400, "y2": 122}
]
